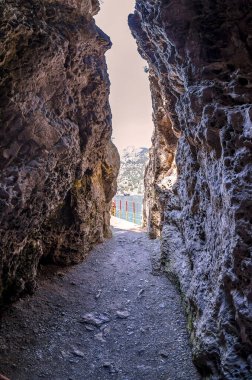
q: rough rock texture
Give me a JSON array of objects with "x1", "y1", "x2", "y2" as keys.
[
  {"x1": 0, "y1": 0, "x2": 119, "y2": 304},
  {"x1": 142, "y1": 80, "x2": 178, "y2": 237},
  {"x1": 117, "y1": 146, "x2": 148, "y2": 195},
  {"x1": 129, "y1": 1, "x2": 252, "y2": 379}
]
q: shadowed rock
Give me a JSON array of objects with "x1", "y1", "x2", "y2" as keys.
[{"x1": 0, "y1": 0, "x2": 119, "y2": 303}]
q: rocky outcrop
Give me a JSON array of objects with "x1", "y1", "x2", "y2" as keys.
[
  {"x1": 143, "y1": 73, "x2": 178, "y2": 237},
  {"x1": 129, "y1": 1, "x2": 252, "y2": 379},
  {"x1": 117, "y1": 146, "x2": 148, "y2": 195},
  {"x1": 0, "y1": 0, "x2": 119, "y2": 304}
]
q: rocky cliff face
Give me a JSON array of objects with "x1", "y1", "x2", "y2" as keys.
[
  {"x1": 117, "y1": 146, "x2": 148, "y2": 195},
  {"x1": 0, "y1": 0, "x2": 119, "y2": 303},
  {"x1": 142, "y1": 82, "x2": 178, "y2": 237},
  {"x1": 129, "y1": 1, "x2": 252, "y2": 379}
]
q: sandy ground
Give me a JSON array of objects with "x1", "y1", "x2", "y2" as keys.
[{"x1": 0, "y1": 217, "x2": 200, "y2": 380}]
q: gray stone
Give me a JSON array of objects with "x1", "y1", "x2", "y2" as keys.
[
  {"x1": 116, "y1": 310, "x2": 130, "y2": 319},
  {"x1": 81, "y1": 312, "x2": 111, "y2": 327},
  {"x1": 72, "y1": 349, "x2": 85, "y2": 358},
  {"x1": 129, "y1": 1, "x2": 252, "y2": 379}
]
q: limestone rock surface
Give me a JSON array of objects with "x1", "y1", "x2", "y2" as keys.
[
  {"x1": 117, "y1": 146, "x2": 149, "y2": 195},
  {"x1": 129, "y1": 1, "x2": 252, "y2": 378},
  {"x1": 0, "y1": 0, "x2": 119, "y2": 303}
]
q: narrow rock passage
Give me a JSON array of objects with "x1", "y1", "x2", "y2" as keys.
[{"x1": 0, "y1": 218, "x2": 200, "y2": 380}]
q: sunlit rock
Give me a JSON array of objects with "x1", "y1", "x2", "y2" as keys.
[{"x1": 129, "y1": 1, "x2": 252, "y2": 378}]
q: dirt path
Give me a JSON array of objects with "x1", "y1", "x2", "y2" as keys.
[{"x1": 0, "y1": 217, "x2": 200, "y2": 380}]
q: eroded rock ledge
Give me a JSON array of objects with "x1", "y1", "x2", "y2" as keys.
[
  {"x1": 129, "y1": 0, "x2": 252, "y2": 379},
  {"x1": 0, "y1": 0, "x2": 119, "y2": 303}
]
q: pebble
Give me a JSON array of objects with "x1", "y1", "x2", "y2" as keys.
[
  {"x1": 116, "y1": 310, "x2": 130, "y2": 319},
  {"x1": 85, "y1": 325, "x2": 95, "y2": 331},
  {"x1": 95, "y1": 290, "x2": 102, "y2": 299},
  {"x1": 72, "y1": 349, "x2": 85, "y2": 358},
  {"x1": 103, "y1": 361, "x2": 111, "y2": 368},
  {"x1": 102, "y1": 362, "x2": 117, "y2": 374},
  {"x1": 159, "y1": 350, "x2": 169, "y2": 358},
  {"x1": 80, "y1": 312, "x2": 111, "y2": 326},
  {"x1": 60, "y1": 350, "x2": 69, "y2": 358},
  {"x1": 101, "y1": 326, "x2": 111, "y2": 335},
  {"x1": 94, "y1": 332, "x2": 106, "y2": 342},
  {"x1": 68, "y1": 359, "x2": 79, "y2": 364}
]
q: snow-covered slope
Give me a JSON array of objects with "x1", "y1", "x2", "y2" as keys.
[{"x1": 117, "y1": 146, "x2": 149, "y2": 195}]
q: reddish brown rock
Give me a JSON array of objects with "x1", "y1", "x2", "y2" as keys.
[
  {"x1": 0, "y1": 374, "x2": 10, "y2": 380},
  {"x1": 0, "y1": 0, "x2": 119, "y2": 303},
  {"x1": 129, "y1": 1, "x2": 252, "y2": 378}
]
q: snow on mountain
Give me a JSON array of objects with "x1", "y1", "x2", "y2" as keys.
[{"x1": 117, "y1": 146, "x2": 149, "y2": 195}]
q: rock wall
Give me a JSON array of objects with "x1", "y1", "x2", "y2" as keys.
[
  {"x1": 142, "y1": 68, "x2": 178, "y2": 238},
  {"x1": 0, "y1": 0, "x2": 119, "y2": 304},
  {"x1": 129, "y1": 1, "x2": 252, "y2": 379}
]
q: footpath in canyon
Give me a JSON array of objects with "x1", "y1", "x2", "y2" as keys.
[{"x1": 0, "y1": 217, "x2": 200, "y2": 380}]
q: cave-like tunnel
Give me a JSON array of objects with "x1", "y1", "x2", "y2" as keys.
[{"x1": 0, "y1": 1, "x2": 251, "y2": 379}]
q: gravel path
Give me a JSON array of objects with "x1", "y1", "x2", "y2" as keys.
[{"x1": 0, "y1": 217, "x2": 200, "y2": 380}]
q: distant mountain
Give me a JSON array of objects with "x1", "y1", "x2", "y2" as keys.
[{"x1": 117, "y1": 146, "x2": 149, "y2": 195}]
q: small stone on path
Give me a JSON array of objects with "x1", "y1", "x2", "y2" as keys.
[
  {"x1": 72, "y1": 349, "x2": 85, "y2": 358},
  {"x1": 95, "y1": 290, "x2": 102, "y2": 299},
  {"x1": 85, "y1": 325, "x2": 95, "y2": 331},
  {"x1": 81, "y1": 312, "x2": 110, "y2": 326},
  {"x1": 102, "y1": 362, "x2": 117, "y2": 374},
  {"x1": 116, "y1": 310, "x2": 130, "y2": 319},
  {"x1": 94, "y1": 332, "x2": 106, "y2": 342},
  {"x1": 102, "y1": 362, "x2": 111, "y2": 368},
  {"x1": 159, "y1": 350, "x2": 169, "y2": 358}
]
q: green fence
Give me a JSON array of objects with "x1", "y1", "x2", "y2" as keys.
[{"x1": 112, "y1": 196, "x2": 143, "y2": 225}]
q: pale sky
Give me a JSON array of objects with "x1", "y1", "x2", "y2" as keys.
[{"x1": 95, "y1": 0, "x2": 153, "y2": 153}]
